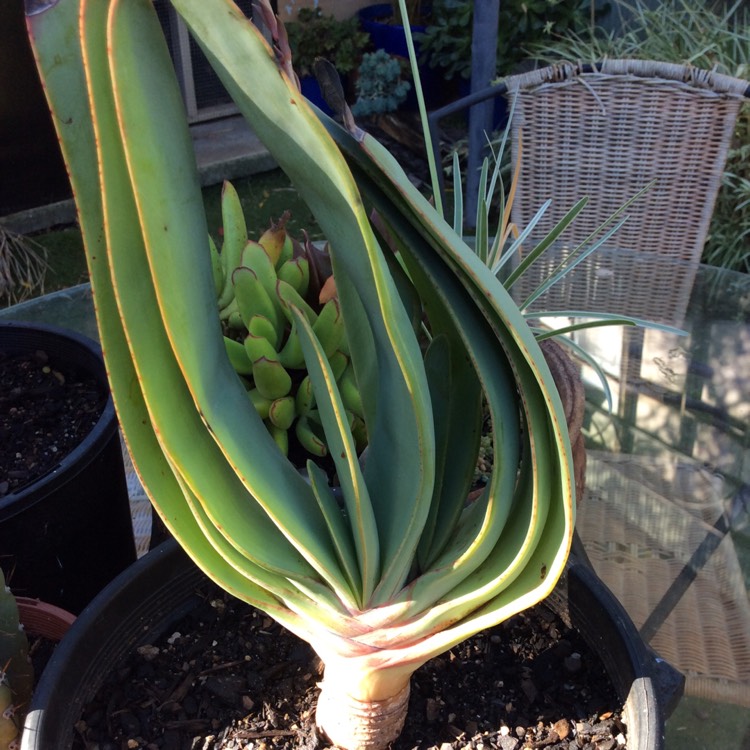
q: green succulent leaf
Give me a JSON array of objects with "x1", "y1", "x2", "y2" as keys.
[
  {"x1": 293, "y1": 305, "x2": 380, "y2": 607},
  {"x1": 233, "y1": 265, "x2": 285, "y2": 335},
  {"x1": 217, "y1": 180, "x2": 248, "y2": 309},
  {"x1": 241, "y1": 240, "x2": 278, "y2": 298},
  {"x1": 170, "y1": 0, "x2": 437, "y2": 605}
]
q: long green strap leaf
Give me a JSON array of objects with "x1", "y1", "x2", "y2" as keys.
[
  {"x1": 418, "y1": 333, "x2": 483, "y2": 570},
  {"x1": 106, "y1": 0, "x2": 360, "y2": 605},
  {"x1": 169, "y1": 0, "x2": 435, "y2": 605},
  {"x1": 25, "y1": 0, "x2": 311, "y2": 614},
  {"x1": 306, "y1": 462, "x2": 362, "y2": 604},
  {"x1": 292, "y1": 306, "x2": 380, "y2": 608}
]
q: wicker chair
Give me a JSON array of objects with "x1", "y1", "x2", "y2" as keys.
[{"x1": 428, "y1": 59, "x2": 749, "y2": 326}]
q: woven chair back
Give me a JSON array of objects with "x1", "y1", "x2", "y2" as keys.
[{"x1": 505, "y1": 60, "x2": 748, "y2": 326}]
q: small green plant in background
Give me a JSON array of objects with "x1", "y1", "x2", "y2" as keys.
[
  {"x1": 417, "y1": 0, "x2": 599, "y2": 81},
  {"x1": 0, "y1": 226, "x2": 48, "y2": 306},
  {"x1": 351, "y1": 50, "x2": 411, "y2": 117},
  {"x1": 0, "y1": 570, "x2": 33, "y2": 750},
  {"x1": 285, "y1": 7, "x2": 370, "y2": 78},
  {"x1": 415, "y1": 0, "x2": 472, "y2": 80},
  {"x1": 708, "y1": 102, "x2": 750, "y2": 274},
  {"x1": 533, "y1": 0, "x2": 748, "y2": 74},
  {"x1": 532, "y1": 0, "x2": 750, "y2": 273}
]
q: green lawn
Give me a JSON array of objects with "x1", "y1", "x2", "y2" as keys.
[{"x1": 20, "y1": 168, "x2": 321, "y2": 300}]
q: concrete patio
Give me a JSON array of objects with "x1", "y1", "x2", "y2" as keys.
[{"x1": 1, "y1": 115, "x2": 275, "y2": 235}]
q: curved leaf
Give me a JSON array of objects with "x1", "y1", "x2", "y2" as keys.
[{"x1": 169, "y1": 0, "x2": 436, "y2": 604}]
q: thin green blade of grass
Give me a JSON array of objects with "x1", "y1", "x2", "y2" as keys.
[
  {"x1": 520, "y1": 217, "x2": 629, "y2": 310},
  {"x1": 491, "y1": 199, "x2": 553, "y2": 277},
  {"x1": 452, "y1": 151, "x2": 463, "y2": 235},
  {"x1": 525, "y1": 310, "x2": 687, "y2": 337},
  {"x1": 502, "y1": 197, "x2": 589, "y2": 290},
  {"x1": 542, "y1": 333, "x2": 616, "y2": 414}
]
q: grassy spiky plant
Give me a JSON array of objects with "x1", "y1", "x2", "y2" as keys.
[{"x1": 0, "y1": 227, "x2": 47, "y2": 306}]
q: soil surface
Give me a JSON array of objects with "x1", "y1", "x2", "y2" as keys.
[
  {"x1": 0, "y1": 347, "x2": 106, "y2": 497},
  {"x1": 72, "y1": 580, "x2": 627, "y2": 750}
]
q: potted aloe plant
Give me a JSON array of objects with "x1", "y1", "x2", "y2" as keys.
[{"x1": 23, "y1": 0, "x2": 678, "y2": 748}]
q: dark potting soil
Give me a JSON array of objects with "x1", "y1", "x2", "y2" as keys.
[
  {"x1": 0, "y1": 348, "x2": 106, "y2": 497},
  {"x1": 72, "y1": 580, "x2": 626, "y2": 750}
]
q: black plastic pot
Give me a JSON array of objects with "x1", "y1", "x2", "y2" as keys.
[
  {"x1": 550, "y1": 537, "x2": 685, "y2": 747},
  {"x1": 0, "y1": 322, "x2": 137, "y2": 614},
  {"x1": 22, "y1": 537, "x2": 683, "y2": 750}
]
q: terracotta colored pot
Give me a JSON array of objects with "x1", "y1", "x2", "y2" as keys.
[{"x1": 17, "y1": 597, "x2": 76, "y2": 642}]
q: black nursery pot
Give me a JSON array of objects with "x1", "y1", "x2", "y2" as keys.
[
  {"x1": 0, "y1": 322, "x2": 137, "y2": 614},
  {"x1": 548, "y1": 544, "x2": 685, "y2": 748},
  {"x1": 22, "y1": 537, "x2": 682, "y2": 750}
]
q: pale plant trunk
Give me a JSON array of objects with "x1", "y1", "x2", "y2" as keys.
[
  {"x1": 310, "y1": 647, "x2": 415, "y2": 750},
  {"x1": 316, "y1": 678, "x2": 411, "y2": 750}
]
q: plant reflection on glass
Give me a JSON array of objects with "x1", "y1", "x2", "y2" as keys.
[{"x1": 26, "y1": 1, "x2": 578, "y2": 748}]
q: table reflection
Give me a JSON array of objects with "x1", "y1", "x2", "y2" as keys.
[{"x1": 513, "y1": 247, "x2": 750, "y2": 746}]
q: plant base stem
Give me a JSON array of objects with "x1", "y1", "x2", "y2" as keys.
[{"x1": 316, "y1": 680, "x2": 410, "y2": 750}]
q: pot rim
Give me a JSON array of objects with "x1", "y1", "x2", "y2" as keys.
[
  {"x1": 17, "y1": 597, "x2": 76, "y2": 642},
  {"x1": 0, "y1": 321, "x2": 117, "y2": 515}
]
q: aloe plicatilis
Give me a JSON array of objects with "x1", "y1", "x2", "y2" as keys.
[{"x1": 25, "y1": 1, "x2": 575, "y2": 748}]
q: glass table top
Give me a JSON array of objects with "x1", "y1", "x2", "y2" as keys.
[
  {"x1": 2, "y1": 254, "x2": 749, "y2": 748},
  {"x1": 515, "y1": 250, "x2": 750, "y2": 748}
]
